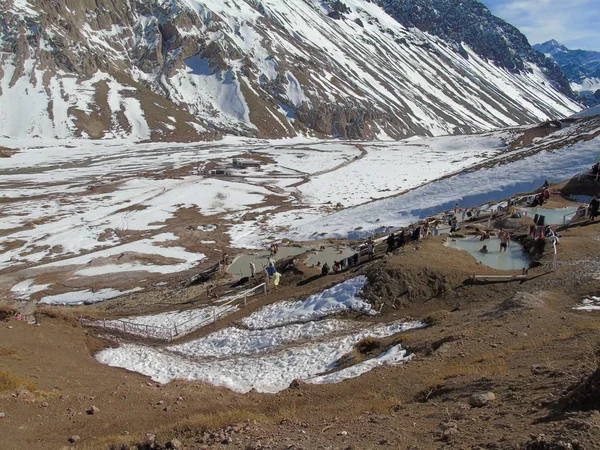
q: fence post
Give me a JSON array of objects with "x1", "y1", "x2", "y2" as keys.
[
  {"x1": 103, "y1": 318, "x2": 106, "y2": 328},
  {"x1": 123, "y1": 321, "x2": 126, "y2": 332},
  {"x1": 145, "y1": 325, "x2": 149, "y2": 335},
  {"x1": 213, "y1": 307, "x2": 216, "y2": 323},
  {"x1": 170, "y1": 329, "x2": 173, "y2": 341},
  {"x1": 263, "y1": 283, "x2": 267, "y2": 296},
  {"x1": 174, "y1": 324, "x2": 178, "y2": 336}
]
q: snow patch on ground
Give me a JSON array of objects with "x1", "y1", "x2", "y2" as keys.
[
  {"x1": 40, "y1": 287, "x2": 143, "y2": 305},
  {"x1": 10, "y1": 279, "x2": 50, "y2": 300},
  {"x1": 95, "y1": 320, "x2": 423, "y2": 393},
  {"x1": 573, "y1": 296, "x2": 600, "y2": 311},
  {"x1": 241, "y1": 276, "x2": 371, "y2": 329},
  {"x1": 99, "y1": 304, "x2": 239, "y2": 339}
]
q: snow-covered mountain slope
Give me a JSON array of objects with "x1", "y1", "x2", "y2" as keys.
[
  {"x1": 534, "y1": 40, "x2": 600, "y2": 107},
  {"x1": 1, "y1": 0, "x2": 581, "y2": 141}
]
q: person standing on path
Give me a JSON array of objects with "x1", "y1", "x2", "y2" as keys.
[
  {"x1": 250, "y1": 261, "x2": 256, "y2": 278},
  {"x1": 386, "y1": 233, "x2": 395, "y2": 254},
  {"x1": 272, "y1": 272, "x2": 281, "y2": 290},
  {"x1": 589, "y1": 196, "x2": 600, "y2": 221},
  {"x1": 367, "y1": 239, "x2": 375, "y2": 260},
  {"x1": 450, "y1": 216, "x2": 458, "y2": 233}
]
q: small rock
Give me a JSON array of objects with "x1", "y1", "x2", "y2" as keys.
[
  {"x1": 157, "y1": 400, "x2": 165, "y2": 405},
  {"x1": 87, "y1": 406, "x2": 100, "y2": 415},
  {"x1": 40, "y1": 401, "x2": 49, "y2": 408},
  {"x1": 168, "y1": 438, "x2": 182, "y2": 449},
  {"x1": 338, "y1": 430, "x2": 348, "y2": 436},
  {"x1": 289, "y1": 379, "x2": 306, "y2": 389},
  {"x1": 0, "y1": 412, "x2": 5, "y2": 419},
  {"x1": 177, "y1": 396, "x2": 184, "y2": 401},
  {"x1": 468, "y1": 392, "x2": 496, "y2": 407},
  {"x1": 68, "y1": 435, "x2": 80, "y2": 443},
  {"x1": 369, "y1": 415, "x2": 389, "y2": 424},
  {"x1": 439, "y1": 421, "x2": 458, "y2": 431},
  {"x1": 7, "y1": 326, "x2": 13, "y2": 329},
  {"x1": 443, "y1": 428, "x2": 458, "y2": 438}
]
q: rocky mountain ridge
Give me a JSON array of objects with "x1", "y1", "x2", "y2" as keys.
[
  {"x1": 534, "y1": 39, "x2": 600, "y2": 107},
  {"x1": 0, "y1": 0, "x2": 581, "y2": 142},
  {"x1": 376, "y1": 0, "x2": 574, "y2": 96}
]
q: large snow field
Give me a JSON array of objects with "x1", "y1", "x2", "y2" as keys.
[
  {"x1": 96, "y1": 319, "x2": 423, "y2": 393},
  {"x1": 246, "y1": 132, "x2": 600, "y2": 246},
  {"x1": 295, "y1": 134, "x2": 509, "y2": 207},
  {"x1": 255, "y1": 143, "x2": 363, "y2": 175}
]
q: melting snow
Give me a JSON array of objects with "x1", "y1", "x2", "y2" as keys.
[
  {"x1": 40, "y1": 287, "x2": 143, "y2": 305},
  {"x1": 573, "y1": 296, "x2": 600, "y2": 311},
  {"x1": 95, "y1": 320, "x2": 423, "y2": 393},
  {"x1": 241, "y1": 276, "x2": 372, "y2": 329}
]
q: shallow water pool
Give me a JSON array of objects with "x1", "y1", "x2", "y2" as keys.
[
  {"x1": 227, "y1": 247, "x2": 306, "y2": 278},
  {"x1": 305, "y1": 246, "x2": 357, "y2": 268},
  {"x1": 445, "y1": 237, "x2": 530, "y2": 271},
  {"x1": 519, "y1": 206, "x2": 581, "y2": 225}
]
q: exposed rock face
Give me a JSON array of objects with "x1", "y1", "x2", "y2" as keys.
[
  {"x1": 1, "y1": 0, "x2": 581, "y2": 141},
  {"x1": 534, "y1": 40, "x2": 600, "y2": 107}
]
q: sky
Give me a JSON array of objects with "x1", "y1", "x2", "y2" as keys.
[{"x1": 480, "y1": 0, "x2": 600, "y2": 51}]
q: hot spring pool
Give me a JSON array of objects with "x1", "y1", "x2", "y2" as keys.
[
  {"x1": 519, "y1": 206, "x2": 581, "y2": 225},
  {"x1": 445, "y1": 237, "x2": 530, "y2": 271}
]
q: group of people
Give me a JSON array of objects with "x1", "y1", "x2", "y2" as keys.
[
  {"x1": 319, "y1": 252, "x2": 360, "y2": 276},
  {"x1": 269, "y1": 243, "x2": 281, "y2": 257},
  {"x1": 478, "y1": 228, "x2": 510, "y2": 254},
  {"x1": 385, "y1": 223, "x2": 436, "y2": 254},
  {"x1": 528, "y1": 189, "x2": 550, "y2": 208},
  {"x1": 264, "y1": 260, "x2": 281, "y2": 290}
]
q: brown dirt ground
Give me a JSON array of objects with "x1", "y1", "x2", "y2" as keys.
[{"x1": 2, "y1": 193, "x2": 600, "y2": 450}]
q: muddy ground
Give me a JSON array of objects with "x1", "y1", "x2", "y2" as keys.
[{"x1": 2, "y1": 193, "x2": 600, "y2": 450}]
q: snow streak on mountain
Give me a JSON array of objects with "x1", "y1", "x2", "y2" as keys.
[
  {"x1": 534, "y1": 40, "x2": 600, "y2": 107},
  {"x1": 1, "y1": 0, "x2": 581, "y2": 142}
]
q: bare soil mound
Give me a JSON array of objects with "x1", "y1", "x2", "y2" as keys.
[
  {"x1": 361, "y1": 264, "x2": 453, "y2": 310},
  {"x1": 496, "y1": 291, "x2": 546, "y2": 312}
]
